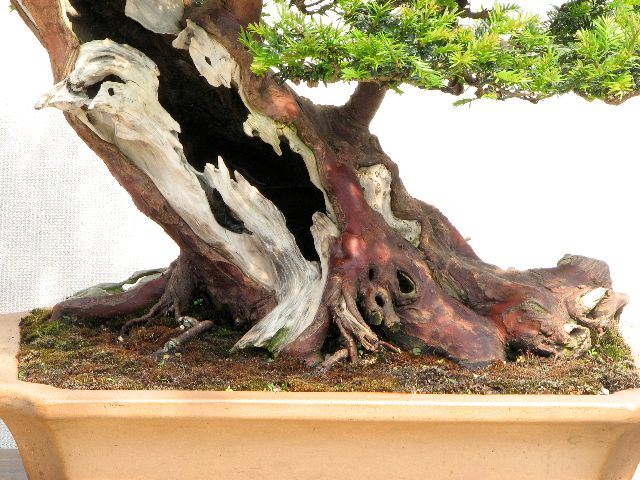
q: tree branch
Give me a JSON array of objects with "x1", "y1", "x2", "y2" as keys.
[
  {"x1": 460, "y1": 7, "x2": 490, "y2": 19},
  {"x1": 290, "y1": 0, "x2": 336, "y2": 15},
  {"x1": 184, "y1": 0, "x2": 261, "y2": 27},
  {"x1": 455, "y1": 0, "x2": 490, "y2": 19},
  {"x1": 341, "y1": 82, "x2": 387, "y2": 127}
]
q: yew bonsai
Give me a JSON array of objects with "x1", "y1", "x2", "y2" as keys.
[{"x1": 11, "y1": 0, "x2": 634, "y2": 370}]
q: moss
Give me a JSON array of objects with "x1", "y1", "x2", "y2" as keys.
[
  {"x1": 20, "y1": 309, "x2": 83, "y2": 353},
  {"x1": 212, "y1": 326, "x2": 235, "y2": 337},
  {"x1": 16, "y1": 310, "x2": 640, "y2": 394},
  {"x1": 521, "y1": 300, "x2": 549, "y2": 315},
  {"x1": 157, "y1": 315, "x2": 179, "y2": 328},
  {"x1": 266, "y1": 327, "x2": 290, "y2": 356},
  {"x1": 42, "y1": 319, "x2": 64, "y2": 335},
  {"x1": 592, "y1": 327, "x2": 632, "y2": 361},
  {"x1": 20, "y1": 308, "x2": 53, "y2": 342}
]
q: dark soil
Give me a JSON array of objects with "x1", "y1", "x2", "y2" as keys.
[{"x1": 17, "y1": 308, "x2": 640, "y2": 394}]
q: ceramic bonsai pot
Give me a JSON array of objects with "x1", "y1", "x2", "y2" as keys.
[{"x1": 1, "y1": 312, "x2": 638, "y2": 480}]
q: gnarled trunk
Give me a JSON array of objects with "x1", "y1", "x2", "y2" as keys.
[{"x1": 13, "y1": 0, "x2": 629, "y2": 368}]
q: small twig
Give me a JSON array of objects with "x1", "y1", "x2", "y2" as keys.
[
  {"x1": 379, "y1": 341, "x2": 401, "y2": 354},
  {"x1": 319, "y1": 348, "x2": 350, "y2": 371},
  {"x1": 291, "y1": 0, "x2": 336, "y2": 14},
  {"x1": 152, "y1": 317, "x2": 214, "y2": 360}
]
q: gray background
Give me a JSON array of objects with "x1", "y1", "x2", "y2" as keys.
[{"x1": 0, "y1": 10, "x2": 177, "y2": 448}]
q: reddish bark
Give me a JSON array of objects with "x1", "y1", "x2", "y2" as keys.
[
  {"x1": 51, "y1": 274, "x2": 168, "y2": 322},
  {"x1": 190, "y1": 4, "x2": 627, "y2": 365}
]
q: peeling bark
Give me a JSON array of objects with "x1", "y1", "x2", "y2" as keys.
[{"x1": 12, "y1": 0, "x2": 629, "y2": 369}]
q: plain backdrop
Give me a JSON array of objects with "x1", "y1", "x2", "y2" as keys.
[{"x1": 0, "y1": 1, "x2": 638, "y2": 467}]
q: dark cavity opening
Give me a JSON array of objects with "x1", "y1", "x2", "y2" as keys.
[
  {"x1": 198, "y1": 179, "x2": 250, "y2": 235},
  {"x1": 85, "y1": 74, "x2": 125, "y2": 99},
  {"x1": 397, "y1": 270, "x2": 416, "y2": 295},
  {"x1": 67, "y1": 0, "x2": 326, "y2": 260},
  {"x1": 374, "y1": 294, "x2": 385, "y2": 308},
  {"x1": 368, "y1": 267, "x2": 376, "y2": 281}
]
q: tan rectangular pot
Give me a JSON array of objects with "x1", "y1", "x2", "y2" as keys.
[{"x1": 1, "y1": 312, "x2": 639, "y2": 480}]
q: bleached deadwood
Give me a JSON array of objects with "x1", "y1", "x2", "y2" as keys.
[
  {"x1": 233, "y1": 212, "x2": 338, "y2": 354},
  {"x1": 581, "y1": 287, "x2": 609, "y2": 312},
  {"x1": 357, "y1": 164, "x2": 421, "y2": 246},
  {"x1": 36, "y1": 38, "x2": 335, "y2": 352},
  {"x1": 36, "y1": 39, "x2": 278, "y2": 290},
  {"x1": 125, "y1": 0, "x2": 184, "y2": 35},
  {"x1": 69, "y1": 268, "x2": 167, "y2": 299},
  {"x1": 173, "y1": 20, "x2": 335, "y2": 219},
  {"x1": 204, "y1": 161, "x2": 337, "y2": 353}
]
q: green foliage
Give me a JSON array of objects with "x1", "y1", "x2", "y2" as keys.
[
  {"x1": 241, "y1": 0, "x2": 640, "y2": 103},
  {"x1": 548, "y1": 0, "x2": 613, "y2": 43}
]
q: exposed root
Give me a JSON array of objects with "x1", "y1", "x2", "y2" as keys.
[
  {"x1": 118, "y1": 255, "x2": 198, "y2": 339},
  {"x1": 50, "y1": 255, "x2": 225, "y2": 359},
  {"x1": 319, "y1": 220, "x2": 506, "y2": 369},
  {"x1": 332, "y1": 290, "x2": 400, "y2": 358},
  {"x1": 51, "y1": 270, "x2": 168, "y2": 322},
  {"x1": 118, "y1": 297, "x2": 173, "y2": 340},
  {"x1": 318, "y1": 348, "x2": 350, "y2": 371},
  {"x1": 49, "y1": 254, "x2": 207, "y2": 349},
  {"x1": 431, "y1": 252, "x2": 630, "y2": 359},
  {"x1": 332, "y1": 293, "x2": 377, "y2": 354}
]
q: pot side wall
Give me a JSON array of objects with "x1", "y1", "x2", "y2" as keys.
[
  {"x1": 1, "y1": 413, "x2": 637, "y2": 480},
  {"x1": 1, "y1": 313, "x2": 639, "y2": 480}
]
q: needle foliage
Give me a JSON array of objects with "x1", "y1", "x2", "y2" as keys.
[{"x1": 240, "y1": 0, "x2": 640, "y2": 103}]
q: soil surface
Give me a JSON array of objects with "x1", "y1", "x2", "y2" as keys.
[{"x1": 18, "y1": 308, "x2": 640, "y2": 394}]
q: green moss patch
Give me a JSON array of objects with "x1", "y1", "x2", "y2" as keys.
[{"x1": 17, "y1": 309, "x2": 640, "y2": 394}]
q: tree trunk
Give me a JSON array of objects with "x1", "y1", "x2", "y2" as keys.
[{"x1": 13, "y1": 0, "x2": 629, "y2": 368}]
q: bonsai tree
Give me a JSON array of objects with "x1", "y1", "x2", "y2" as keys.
[{"x1": 11, "y1": 0, "x2": 633, "y2": 369}]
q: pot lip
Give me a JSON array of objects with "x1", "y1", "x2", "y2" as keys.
[{"x1": 2, "y1": 311, "x2": 639, "y2": 424}]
